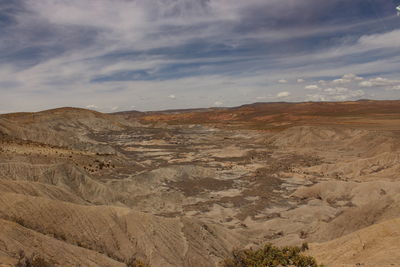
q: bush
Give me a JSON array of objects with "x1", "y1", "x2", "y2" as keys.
[
  {"x1": 222, "y1": 243, "x2": 322, "y2": 267},
  {"x1": 16, "y1": 251, "x2": 52, "y2": 267},
  {"x1": 126, "y1": 257, "x2": 151, "y2": 267}
]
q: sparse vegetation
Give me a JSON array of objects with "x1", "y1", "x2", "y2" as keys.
[
  {"x1": 126, "y1": 257, "x2": 151, "y2": 267},
  {"x1": 222, "y1": 243, "x2": 322, "y2": 267},
  {"x1": 16, "y1": 250, "x2": 52, "y2": 267}
]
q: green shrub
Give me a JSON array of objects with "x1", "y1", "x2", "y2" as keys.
[{"x1": 222, "y1": 243, "x2": 322, "y2": 267}]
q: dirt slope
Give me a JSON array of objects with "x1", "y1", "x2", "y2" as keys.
[
  {"x1": 309, "y1": 218, "x2": 400, "y2": 267},
  {"x1": 0, "y1": 192, "x2": 244, "y2": 266},
  {"x1": 0, "y1": 107, "x2": 138, "y2": 153},
  {"x1": 1, "y1": 101, "x2": 400, "y2": 266}
]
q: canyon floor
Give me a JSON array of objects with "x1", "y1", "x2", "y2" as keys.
[{"x1": 0, "y1": 100, "x2": 400, "y2": 267}]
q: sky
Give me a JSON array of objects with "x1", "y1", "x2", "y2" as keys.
[{"x1": 0, "y1": 0, "x2": 400, "y2": 113}]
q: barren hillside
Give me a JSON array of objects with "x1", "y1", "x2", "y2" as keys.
[{"x1": 1, "y1": 101, "x2": 400, "y2": 266}]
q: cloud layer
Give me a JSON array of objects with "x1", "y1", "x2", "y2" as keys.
[{"x1": 0, "y1": 0, "x2": 399, "y2": 113}]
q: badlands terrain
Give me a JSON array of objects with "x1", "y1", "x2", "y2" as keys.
[{"x1": 0, "y1": 100, "x2": 400, "y2": 266}]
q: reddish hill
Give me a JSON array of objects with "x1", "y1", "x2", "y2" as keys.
[{"x1": 122, "y1": 100, "x2": 400, "y2": 131}]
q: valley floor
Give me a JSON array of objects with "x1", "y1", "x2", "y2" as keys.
[{"x1": 0, "y1": 104, "x2": 399, "y2": 266}]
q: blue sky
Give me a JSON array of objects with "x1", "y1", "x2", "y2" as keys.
[{"x1": 1, "y1": 0, "x2": 400, "y2": 113}]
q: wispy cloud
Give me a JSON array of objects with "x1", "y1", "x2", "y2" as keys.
[{"x1": 0, "y1": 0, "x2": 399, "y2": 113}]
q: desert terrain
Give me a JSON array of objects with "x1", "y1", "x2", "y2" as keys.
[{"x1": 0, "y1": 100, "x2": 400, "y2": 266}]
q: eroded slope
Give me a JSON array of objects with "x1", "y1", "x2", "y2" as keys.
[{"x1": 0, "y1": 102, "x2": 399, "y2": 266}]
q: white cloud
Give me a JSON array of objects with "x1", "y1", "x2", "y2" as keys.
[
  {"x1": 331, "y1": 74, "x2": 363, "y2": 84},
  {"x1": 276, "y1": 91, "x2": 291, "y2": 98},
  {"x1": 332, "y1": 78, "x2": 350, "y2": 84},
  {"x1": 359, "y1": 81, "x2": 373, "y2": 87},
  {"x1": 342, "y1": 73, "x2": 356, "y2": 79},
  {"x1": 312, "y1": 88, "x2": 364, "y2": 101},
  {"x1": 278, "y1": 79, "x2": 288, "y2": 84},
  {"x1": 343, "y1": 73, "x2": 363, "y2": 81},
  {"x1": 168, "y1": 94, "x2": 176, "y2": 99},
  {"x1": 324, "y1": 87, "x2": 348, "y2": 94},
  {"x1": 86, "y1": 104, "x2": 98, "y2": 109},
  {"x1": 111, "y1": 106, "x2": 119, "y2": 111},
  {"x1": 315, "y1": 74, "x2": 364, "y2": 89},
  {"x1": 359, "y1": 77, "x2": 400, "y2": 88},
  {"x1": 305, "y1": 85, "x2": 319, "y2": 90},
  {"x1": 213, "y1": 101, "x2": 223, "y2": 106},
  {"x1": 297, "y1": 78, "x2": 305, "y2": 83}
]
